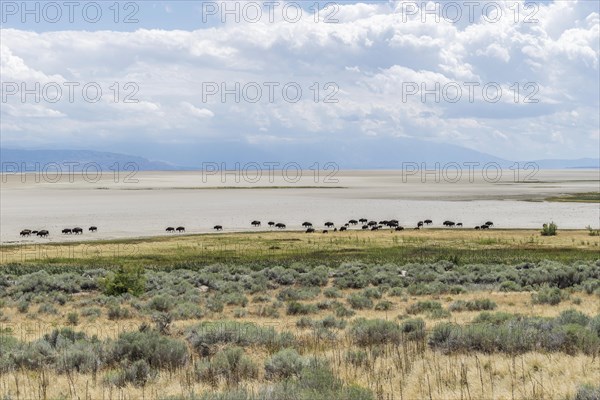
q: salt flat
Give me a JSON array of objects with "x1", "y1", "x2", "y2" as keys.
[{"x1": 1, "y1": 169, "x2": 598, "y2": 244}]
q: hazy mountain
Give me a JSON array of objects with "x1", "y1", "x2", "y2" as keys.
[
  {"x1": 1, "y1": 141, "x2": 598, "y2": 171},
  {"x1": 0, "y1": 148, "x2": 183, "y2": 172}
]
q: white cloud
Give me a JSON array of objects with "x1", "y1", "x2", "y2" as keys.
[{"x1": 0, "y1": 1, "x2": 598, "y2": 160}]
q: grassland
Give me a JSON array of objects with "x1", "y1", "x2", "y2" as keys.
[
  {"x1": 545, "y1": 192, "x2": 600, "y2": 203},
  {"x1": 2, "y1": 229, "x2": 599, "y2": 269},
  {"x1": 1, "y1": 229, "x2": 599, "y2": 399}
]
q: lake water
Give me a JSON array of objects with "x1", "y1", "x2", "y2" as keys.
[{"x1": 1, "y1": 169, "x2": 598, "y2": 244}]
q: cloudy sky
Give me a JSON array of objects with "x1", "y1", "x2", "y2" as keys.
[{"x1": 1, "y1": 0, "x2": 598, "y2": 165}]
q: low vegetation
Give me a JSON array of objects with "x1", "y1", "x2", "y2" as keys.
[{"x1": 0, "y1": 230, "x2": 599, "y2": 399}]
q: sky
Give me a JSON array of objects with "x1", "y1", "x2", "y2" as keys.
[{"x1": 0, "y1": 0, "x2": 599, "y2": 164}]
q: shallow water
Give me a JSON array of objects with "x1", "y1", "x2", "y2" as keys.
[{"x1": 1, "y1": 169, "x2": 598, "y2": 244}]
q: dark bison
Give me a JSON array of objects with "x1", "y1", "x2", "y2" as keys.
[
  {"x1": 176, "y1": 226, "x2": 185, "y2": 233},
  {"x1": 166, "y1": 227, "x2": 175, "y2": 233},
  {"x1": 72, "y1": 227, "x2": 83, "y2": 234},
  {"x1": 213, "y1": 225, "x2": 223, "y2": 231},
  {"x1": 305, "y1": 228, "x2": 315, "y2": 233},
  {"x1": 359, "y1": 218, "x2": 368, "y2": 224},
  {"x1": 395, "y1": 226, "x2": 405, "y2": 231},
  {"x1": 251, "y1": 220, "x2": 261, "y2": 227},
  {"x1": 371, "y1": 226, "x2": 379, "y2": 231},
  {"x1": 324, "y1": 222, "x2": 334, "y2": 228},
  {"x1": 31, "y1": 230, "x2": 38, "y2": 234},
  {"x1": 367, "y1": 221, "x2": 377, "y2": 226},
  {"x1": 89, "y1": 226, "x2": 97, "y2": 232},
  {"x1": 322, "y1": 230, "x2": 328, "y2": 234},
  {"x1": 485, "y1": 221, "x2": 494, "y2": 227},
  {"x1": 443, "y1": 221, "x2": 455, "y2": 227},
  {"x1": 275, "y1": 223, "x2": 286, "y2": 229},
  {"x1": 268, "y1": 221, "x2": 275, "y2": 227},
  {"x1": 340, "y1": 226, "x2": 347, "y2": 231},
  {"x1": 20, "y1": 229, "x2": 31, "y2": 236},
  {"x1": 424, "y1": 219, "x2": 432, "y2": 225},
  {"x1": 302, "y1": 222, "x2": 313, "y2": 228},
  {"x1": 37, "y1": 230, "x2": 49, "y2": 237},
  {"x1": 348, "y1": 219, "x2": 358, "y2": 225},
  {"x1": 474, "y1": 226, "x2": 481, "y2": 230},
  {"x1": 62, "y1": 228, "x2": 72, "y2": 235},
  {"x1": 456, "y1": 223, "x2": 463, "y2": 227},
  {"x1": 362, "y1": 225, "x2": 368, "y2": 230},
  {"x1": 334, "y1": 228, "x2": 338, "y2": 232},
  {"x1": 417, "y1": 221, "x2": 424, "y2": 228},
  {"x1": 481, "y1": 224, "x2": 490, "y2": 229}
]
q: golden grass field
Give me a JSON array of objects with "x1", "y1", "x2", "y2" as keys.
[{"x1": 1, "y1": 229, "x2": 599, "y2": 400}]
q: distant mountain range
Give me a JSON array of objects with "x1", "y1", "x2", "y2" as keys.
[{"x1": 1, "y1": 143, "x2": 598, "y2": 171}]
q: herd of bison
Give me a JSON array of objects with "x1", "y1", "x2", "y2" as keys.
[{"x1": 18, "y1": 220, "x2": 494, "y2": 238}]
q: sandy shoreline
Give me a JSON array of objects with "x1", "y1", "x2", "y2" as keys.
[{"x1": 1, "y1": 169, "x2": 598, "y2": 244}]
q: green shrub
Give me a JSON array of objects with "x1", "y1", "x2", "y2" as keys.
[
  {"x1": 81, "y1": 307, "x2": 102, "y2": 318},
  {"x1": 195, "y1": 346, "x2": 258, "y2": 386},
  {"x1": 349, "y1": 318, "x2": 401, "y2": 347},
  {"x1": 334, "y1": 304, "x2": 356, "y2": 318},
  {"x1": 532, "y1": 287, "x2": 564, "y2": 305},
  {"x1": 499, "y1": 281, "x2": 521, "y2": 292},
  {"x1": 387, "y1": 287, "x2": 404, "y2": 297},
  {"x1": 449, "y1": 299, "x2": 497, "y2": 312},
  {"x1": 374, "y1": 301, "x2": 393, "y2": 311},
  {"x1": 347, "y1": 294, "x2": 373, "y2": 310},
  {"x1": 323, "y1": 287, "x2": 342, "y2": 298},
  {"x1": 109, "y1": 330, "x2": 188, "y2": 370},
  {"x1": 541, "y1": 222, "x2": 558, "y2": 236},
  {"x1": 186, "y1": 321, "x2": 295, "y2": 351},
  {"x1": 574, "y1": 384, "x2": 600, "y2": 400},
  {"x1": 264, "y1": 348, "x2": 305, "y2": 380},
  {"x1": 101, "y1": 265, "x2": 145, "y2": 296},
  {"x1": 148, "y1": 295, "x2": 174, "y2": 312},
  {"x1": 287, "y1": 301, "x2": 318, "y2": 315},
  {"x1": 406, "y1": 300, "x2": 442, "y2": 315},
  {"x1": 400, "y1": 318, "x2": 426, "y2": 341},
  {"x1": 107, "y1": 305, "x2": 131, "y2": 320},
  {"x1": 362, "y1": 287, "x2": 382, "y2": 299},
  {"x1": 67, "y1": 312, "x2": 79, "y2": 326}
]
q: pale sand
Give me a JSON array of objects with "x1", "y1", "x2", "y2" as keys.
[{"x1": 1, "y1": 169, "x2": 598, "y2": 244}]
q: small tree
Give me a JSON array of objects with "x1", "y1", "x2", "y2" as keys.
[
  {"x1": 541, "y1": 222, "x2": 558, "y2": 236},
  {"x1": 101, "y1": 265, "x2": 146, "y2": 296}
]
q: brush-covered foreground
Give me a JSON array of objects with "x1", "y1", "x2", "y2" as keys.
[{"x1": 1, "y1": 256, "x2": 600, "y2": 400}]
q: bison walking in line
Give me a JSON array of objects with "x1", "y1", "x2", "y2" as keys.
[
  {"x1": 302, "y1": 222, "x2": 313, "y2": 228},
  {"x1": 72, "y1": 227, "x2": 83, "y2": 235},
  {"x1": 62, "y1": 228, "x2": 72, "y2": 235},
  {"x1": 213, "y1": 225, "x2": 223, "y2": 231},
  {"x1": 20, "y1": 229, "x2": 31, "y2": 236},
  {"x1": 324, "y1": 222, "x2": 334, "y2": 228},
  {"x1": 176, "y1": 226, "x2": 185, "y2": 233},
  {"x1": 275, "y1": 223, "x2": 286, "y2": 229},
  {"x1": 251, "y1": 220, "x2": 261, "y2": 227},
  {"x1": 395, "y1": 226, "x2": 404, "y2": 231},
  {"x1": 305, "y1": 228, "x2": 315, "y2": 233},
  {"x1": 166, "y1": 227, "x2": 175, "y2": 233},
  {"x1": 37, "y1": 230, "x2": 49, "y2": 237},
  {"x1": 268, "y1": 221, "x2": 275, "y2": 227},
  {"x1": 424, "y1": 219, "x2": 432, "y2": 225},
  {"x1": 89, "y1": 226, "x2": 97, "y2": 232}
]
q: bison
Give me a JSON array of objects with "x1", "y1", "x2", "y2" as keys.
[
  {"x1": 395, "y1": 226, "x2": 404, "y2": 231},
  {"x1": 166, "y1": 227, "x2": 175, "y2": 233},
  {"x1": 37, "y1": 230, "x2": 49, "y2": 237},
  {"x1": 89, "y1": 226, "x2": 97, "y2": 232},
  {"x1": 424, "y1": 219, "x2": 432, "y2": 225},
  {"x1": 20, "y1": 229, "x2": 31, "y2": 237},
  {"x1": 348, "y1": 219, "x2": 358, "y2": 225},
  {"x1": 302, "y1": 222, "x2": 313, "y2": 228},
  {"x1": 275, "y1": 223, "x2": 286, "y2": 229},
  {"x1": 72, "y1": 227, "x2": 83, "y2": 234},
  {"x1": 176, "y1": 226, "x2": 185, "y2": 233},
  {"x1": 62, "y1": 228, "x2": 72, "y2": 235},
  {"x1": 305, "y1": 228, "x2": 315, "y2": 233},
  {"x1": 251, "y1": 220, "x2": 261, "y2": 227},
  {"x1": 324, "y1": 222, "x2": 334, "y2": 228},
  {"x1": 213, "y1": 225, "x2": 223, "y2": 231},
  {"x1": 268, "y1": 221, "x2": 275, "y2": 227},
  {"x1": 340, "y1": 226, "x2": 347, "y2": 231}
]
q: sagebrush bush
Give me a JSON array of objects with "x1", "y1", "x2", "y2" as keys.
[
  {"x1": 532, "y1": 287, "x2": 564, "y2": 305},
  {"x1": 264, "y1": 348, "x2": 305, "y2": 380},
  {"x1": 449, "y1": 299, "x2": 497, "y2": 312},
  {"x1": 287, "y1": 301, "x2": 318, "y2": 315},
  {"x1": 195, "y1": 346, "x2": 258, "y2": 386},
  {"x1": 109, "y1": 330, "x2": 188, "y2": 370},
  {"x1": 406, "y1": 300, "x2": 442, "y2": 315},
  {"x1": 187, "y1": 321, "x2": 295, "y2": 351},
  {"x1": 349, "y1": 318, "x2": 401, "y2": 347},
  {"x1": 347, "y1": 294, "x2": 373, "y2": 310}
]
